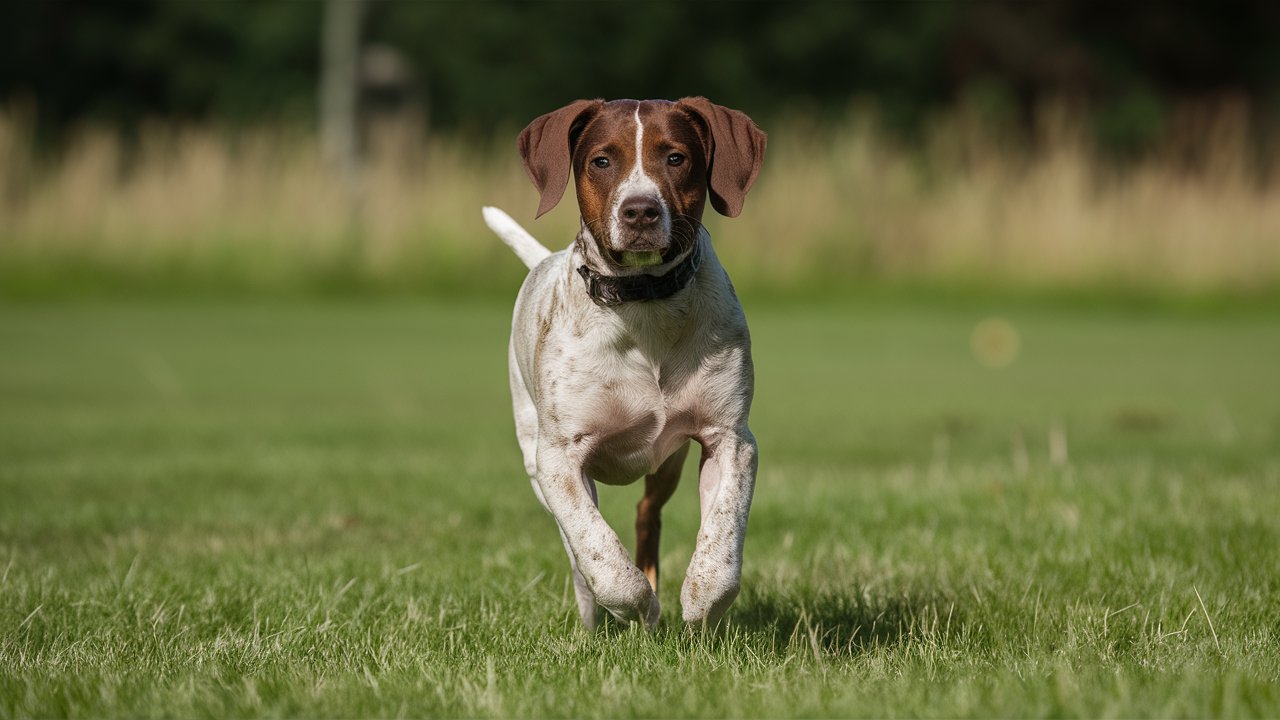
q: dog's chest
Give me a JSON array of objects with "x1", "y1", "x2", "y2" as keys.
[{"x1": 546, "y1": 328, "x2": 707, "y2": 484}]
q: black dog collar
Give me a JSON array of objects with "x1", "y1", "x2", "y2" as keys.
[{"x1": 577, "y1": 242, "x2": 703, "y2": 306}]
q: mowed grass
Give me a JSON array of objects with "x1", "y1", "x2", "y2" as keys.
[{"x1": 1, "y1": 296, "x2": 1279, "y2": 718}]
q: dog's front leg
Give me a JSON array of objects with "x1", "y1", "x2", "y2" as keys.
[
  {"x1": 682, "y1": 427, "x2": 758, "y2": 626},
  {"x1": 536, "y1": 445, "x2": 659, "y2": 627}
]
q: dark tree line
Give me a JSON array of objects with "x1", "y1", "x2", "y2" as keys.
[{"x1": 3, "y1": 0, "x2": 1277, "y2": 146}]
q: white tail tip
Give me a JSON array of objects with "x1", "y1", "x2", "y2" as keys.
[{"x1": 482, "y1": 206, "x2": 552, "y2": 270}]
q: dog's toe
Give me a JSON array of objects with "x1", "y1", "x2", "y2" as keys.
[
  {"x1": 594, "y1": 566, "x2": 659, "y2": 627},
  {"x1": 681, "y1": 552, "x2": 741, "y2": 627}
]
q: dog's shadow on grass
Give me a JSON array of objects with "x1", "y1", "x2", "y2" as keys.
[{"x1": 722, "y1": 584, "x2": 960, "y2": 656}]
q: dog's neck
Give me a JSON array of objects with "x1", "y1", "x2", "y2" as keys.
[{"x1": 572, "y1": 223, "x2": 707, "y2": 307}]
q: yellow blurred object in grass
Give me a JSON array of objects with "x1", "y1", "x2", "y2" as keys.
[{"x1": 971, "y1": 318, "x2": 1021, "y2": 369}]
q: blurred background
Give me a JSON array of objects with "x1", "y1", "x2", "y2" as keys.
[
  {"x1": 3, "y1": 8, "x2": 1280, "y2": 713},
  {"x1": 2, "y1": 0, "x2": 1279, "y2": 298}
]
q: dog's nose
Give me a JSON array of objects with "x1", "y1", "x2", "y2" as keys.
[{"x1": 619, "y1": 196, "x2": 662, "y2": 228}]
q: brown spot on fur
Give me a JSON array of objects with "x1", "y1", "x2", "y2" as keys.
[
  {"x1": 536, "y1": 314, "x2": 553, "y2": 353},
  {"x1": 546, "y1": 289, "x2": 565, "y2": 330}
]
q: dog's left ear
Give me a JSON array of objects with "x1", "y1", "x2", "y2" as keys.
[
  {"x1": 676, "y1": 97, "x2": 767, "y2": 218},
  {"x1": 518, "y1": 99, "x2": 603, "y2": 218}
]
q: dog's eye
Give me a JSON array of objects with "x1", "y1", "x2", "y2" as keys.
[
  {"x1": 667, "y1": 153, "x2": 685, "y2": 167},
  {"x1": 592, "y1": 157, "x2": 610, "y2": 169}
]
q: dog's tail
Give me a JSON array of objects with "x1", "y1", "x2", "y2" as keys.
[{"x1": 482, "y1": 206, "x2": 551, "y2": 270}]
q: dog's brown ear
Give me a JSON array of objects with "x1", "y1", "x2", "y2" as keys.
[
  {"x1": 676, "y1": 97, "x2": 767, "y2": 218},
  {"x1": 517, "y1": 99, "x2": 603, "y2": 218}
]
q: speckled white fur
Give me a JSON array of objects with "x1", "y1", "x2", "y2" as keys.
[{"x1": 485, "y1": 206, "x2": 757, "y2": 629}]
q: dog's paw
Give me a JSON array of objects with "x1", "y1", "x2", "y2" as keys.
[
  {"x1": 680, "y1": 552, "x2": 741, "y2": 627},
  {"x1": 592, "y1": 566, "x2": 659, "y2": 627}
]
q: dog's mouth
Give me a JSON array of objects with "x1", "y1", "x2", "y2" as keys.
[{"x1": 602, "y1": 218, "x2": 701, "y2": 271}]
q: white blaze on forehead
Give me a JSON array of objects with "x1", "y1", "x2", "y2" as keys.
[
  {"x1": 624, "y1": 108, "x2": 653, "y2": 191},
  {"x1": 608, "y1": 106, "x2": 671, "y2": 250}
]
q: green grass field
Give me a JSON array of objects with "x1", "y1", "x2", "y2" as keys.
[{"x1": 2, "y1": 297, "x2": 1279, "y2": 717}]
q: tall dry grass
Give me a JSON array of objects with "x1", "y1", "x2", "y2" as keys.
[{"x1": 2, "y1": 103, "x2": 1278, "y2": 296}]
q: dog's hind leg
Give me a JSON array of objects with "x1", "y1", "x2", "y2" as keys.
[{"x1": 635, "y1": 441, "x2": 689, "y2": 595}]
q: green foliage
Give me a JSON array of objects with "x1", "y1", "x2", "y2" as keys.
[
  {"x1": 4, "y1": 0, "x2": 1280, "y2": 151},
  {"x1": 1094, "y1": 84, "x2": 1167, "y2": 158},
  {"x1": 0, "y1": 0, "x2": 321, "y2": 133},
  {"x1": 372, "y1": 0, "x2": 957, "y2": 132},
  {"x1": 2, "y1": 299, "x2": 1279, "y2": 717}
]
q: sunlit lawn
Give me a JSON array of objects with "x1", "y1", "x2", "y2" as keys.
[{"x1": 2, "y1": 296, "x2": 1278, "y2": 717}]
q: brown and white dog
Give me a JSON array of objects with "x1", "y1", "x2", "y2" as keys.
[{"x1": 482, "y1": 97, "x2": 766, "y2": 628}]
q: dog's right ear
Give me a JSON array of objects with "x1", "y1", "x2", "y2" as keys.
[{"x1": 517, "y1": 99, "x2": 603, "y2": 218}]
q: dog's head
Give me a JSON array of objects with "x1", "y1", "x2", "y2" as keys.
[{"x1": 518, "y1": 98, "x2": 766, "y2": 269}]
